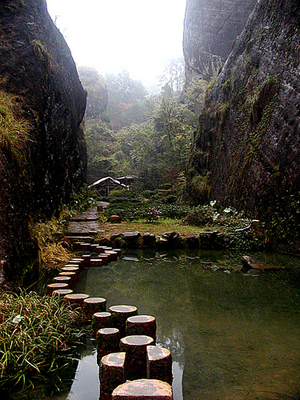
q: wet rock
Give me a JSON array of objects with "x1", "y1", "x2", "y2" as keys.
[
  {"x1": 186, "y1": 235, "x2": 200, "y2": 249},
  {"x1": 162, "y1": 232, "x2": 179, "y2": 241},
  {"x1": 121, "y1": 232, "x2": 141, "y2": 247},
  {"x1": 109, "y1": 215, "x2": 122, "y2": 223},
  {"x1": 199, "y1": 231, "x2": 218, "y2": 249},
  {"x1": 143, "y1": 232, "x2": 156, "y2": 247},
  {"x1": 250, "y1": 220, "x2": 264, "y2": 238},
  {"x1": 241, "y1": 256, "x2": 282, "y2": 270}
]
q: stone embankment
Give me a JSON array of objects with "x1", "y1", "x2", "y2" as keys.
[{"x1": 65, "y1": 206, "x2": 264, "y2": 252}]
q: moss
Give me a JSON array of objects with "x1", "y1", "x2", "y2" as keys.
[{"x1": 0, "y1": 89, "x2": 31, "y2": 167}]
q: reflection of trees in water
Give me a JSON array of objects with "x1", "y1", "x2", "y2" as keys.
[{"x1": 73, "y1": 250, "x2": 300, "y2": 400}]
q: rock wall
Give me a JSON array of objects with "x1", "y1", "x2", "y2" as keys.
[
  {"x1": 187, "y1": 0, "x2": 300, "y2": 245},
  {"x1": 183, "y1": 0, "x2": 257, "y2": 83},
  {"x1": 0, "y1": 0, "x2": 87, "y2": 278}
]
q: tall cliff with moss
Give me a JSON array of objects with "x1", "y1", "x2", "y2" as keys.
[
  {"x1": 187, "y1": 0, "x2": 300, "y2": 248},
  {"x1": 0, "y1": 0, "x2": 87, "y2": 279},
  {"x1": 183, "y1": 0, "x2": 257, "y2": 83}
]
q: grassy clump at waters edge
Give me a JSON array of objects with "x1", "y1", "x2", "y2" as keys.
[{"x1": 0, "y1": 290, "x2": 82, "y2": 397}]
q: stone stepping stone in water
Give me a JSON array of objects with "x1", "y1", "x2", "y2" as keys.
[
  {"x1": 97, "y1": 327, "x2": 121, "y2": 360},
  {"x1": 120, "y1": 335, "x2": 154, "y2": 379},
  {"x1": 126, "y1": 315, "x2": 156, "y2": 342},
  {"x1": 105, "y1": 250, "x2": 118, "y2": 261},
  {"x1": 146, "y1": 345, "x2": 172, "y2": 384},
  {"x1": 98, "y1": 253, "x2": 110, "y2": 264},
  {"x1": 109, "y1": 305, "x2": 138, "y2": 337},
  {"x1": 52, "y1": 288, "x2": 73, "y2": 298},
  {"x1": 81, "y1": 253, "x2": 91, "y2": 266},
  {"x1": 53, "y1": 275, "x2": 72, "y2": 287},
  {"x1": 92, "y1": 311, "x2": 112, "y2": 337},
  {"x1": 112, "y1": 379, "x2": 173, "y2": 400},
  {"x1": 90, "y1": 258, "x2": 103, "y2": 267},
  {"x1": 60, "y1": 265, "x2": 80, "y2": 274},
  {"x1": 99, "y1": 352, "x2": 126, "y2": 395},
  {"x1": 83, "y1": 297, "x2": 106, "y2": 320},
  {"x1": 64, "y1": 293, "x2": 89, "y2": 309},
  {"x1": 58, "y1": 271, "x2": 77, "y2": 286},
  {"x1": 47, "y1": 282, "x2": 69, "y2": 295}
]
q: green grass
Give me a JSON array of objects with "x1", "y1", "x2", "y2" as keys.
[
  {"x1": 0, "y1": 290, "x2": 82, "y2": 396},
  {"x1": 0, "y1": 90, "x2": 31, "y2": 166}
]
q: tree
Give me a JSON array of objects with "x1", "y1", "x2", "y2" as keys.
[
  {"x1": 105, "y1": 71, "x2": 149, "y2": 131},
  {"x1": 159, "y1": 57, "x2": 185, "y2": 94},
  {"x1": 78, "y1": 67, "x2": 108, "y2": 119}
]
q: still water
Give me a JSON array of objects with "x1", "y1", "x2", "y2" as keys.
[{"x1": 58, "y1": 249, "x2": 300, "y2": 400}]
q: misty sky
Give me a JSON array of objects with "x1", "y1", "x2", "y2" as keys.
[{"x1": 46, "y1": 0, "x2": 187, "y2": 87}]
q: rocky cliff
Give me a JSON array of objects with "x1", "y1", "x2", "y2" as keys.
[
  {"x1": 183, "y1": 0, "x2": 257, "y2": 83},
  {"x1": 0, "y1": 0, "x2": 87, "y2": 279},
  {"x1": 187, "y1": 0, "x2": 300, "y2": 246}
]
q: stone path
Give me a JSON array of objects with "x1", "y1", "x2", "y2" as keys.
[{"x1": 66, "y1": 206, "x2": 104, "y2": 239}]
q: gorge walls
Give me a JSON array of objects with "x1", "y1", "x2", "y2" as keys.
[
  {"x1": 186, "y1": 0, "x2": 300, "y2": 247},
  {"x1": 183, "y1": 0, "x2": 257, "y2": 83},
  {"x1": 0, "y1": 0, "x2": 87, "y2": 278}
]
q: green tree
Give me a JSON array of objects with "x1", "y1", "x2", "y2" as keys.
[
  {"x1": 78, "y1": 67, "x2": 108, "y2": 119},
  {"x1": 105, "y1": 71, "x2": 149, "y2": 131}
]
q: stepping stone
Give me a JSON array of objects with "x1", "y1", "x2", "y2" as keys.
[
  {"x1": 98, "y1": 253, "x2": 110, "y2": 264},
  {"x1": 69, "y1": 257, "x2": 84, "y2": 265},
  {"x1": 81, "y1": 254, "x2": 91, "y2": 266},
  {"x1": 92, "y1": 311, "x2": 112, "y2": 337},
  {"x1": 97, "y1": 327, "x2": 120, "y2": 359},
  {"x1": 105, "y1": 250, "x2": 118, "y2": 261},
  {"x1": 83, "y1": 297, "x2": 106, "y2": 320},
  {"x1": 120, "y1": 335, "x2": 154, "y2": 379},
  {"x1": 126, "y1": 315, "x2": 156, "y2": 342},
  {"x1": 52, "y1": 288, "x2": 73, "y2": 298},
  {"x1": 112, "y1": 379, "x2": 173, "y2": 399},
  {"x1": 60, "y1": 265, "x2": 80, "y2": 274},
  {"x1": 96, "y1": 245, "x2": 109, "y2": 253},
  {"x1": 53, "y1": 275, "x2": 72, "y2": 286},
  {"x1": 90, "y1": 258, "x2": 103, "y2": 267},
  {"x1": 58, "y1": 271, "x2": 77, "y2": 286},
  {"x1": 79, "y1": 242, "x2": 92, "y2": 251},
  {"x1": 64, "y1": 293, "x2": 89, "y2": 308},
  {"x1": 47, "y1": 282, "x2": 69, "y2": 295},
  {"x1": 114, "y1": 248, "x2": 122, "y2": 256},
  {"x1": 99, "y1": 352, "x2": 126, "y2": 395},
  {"x1": 146, "y1": 346, "x2": 172, "y2": 384},
  {"x1": 109, "y1": 305, "x2": 138, "y2": 337}
]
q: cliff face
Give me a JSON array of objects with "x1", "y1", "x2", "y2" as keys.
[
  {"x1": 0, "y1": 0, "x2": 87, "y2": 278},
  {"x1": 183, "y1": 0, "x2": 257, "y2": 83},
  {"x1": 188, "y1": 0, "x2": 300, "y2": 243}
]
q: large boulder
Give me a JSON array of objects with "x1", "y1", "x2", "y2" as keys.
[
  {"x1": 0, "y1": 0, "x2": 87, "y2": 278},
  {"x1": 187, "y1": 0, "x2": 300, "y2": 247}
]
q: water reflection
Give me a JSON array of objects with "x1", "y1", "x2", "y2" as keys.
[
  {"x1": 67, "y1": 352, "x2": 99, "y2": 400},
  {"x1": 59, "y1": 250, "x2": 300, "y2": 400}
]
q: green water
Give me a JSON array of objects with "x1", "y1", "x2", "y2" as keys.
[{"x1": 61, "y1": 250, "x2": 300, "y2": 400}]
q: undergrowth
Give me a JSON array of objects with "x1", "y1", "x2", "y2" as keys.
[{"x1": 0, "y1": 290, "x2": 83, "y2": 398}]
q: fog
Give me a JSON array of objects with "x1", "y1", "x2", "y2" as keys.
[{"x1": 46, "y1": 0, "x2": 187, "y2": 87}]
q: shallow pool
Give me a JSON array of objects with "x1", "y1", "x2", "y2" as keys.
[{"x1": 56, "y1": 249, "x2": 300, "y2": 400}]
